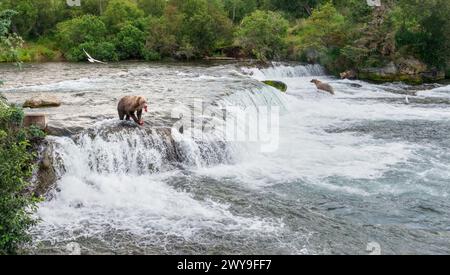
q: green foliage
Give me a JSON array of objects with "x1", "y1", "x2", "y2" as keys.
[
  {"x1": 394, "y1": 0, "x2": 450, "y2": 69},
  {"x1": 144, "y1": 0, "x2": 233, "y2": 59},
  {"x1": 0, "y1": 0, "x2": 448, "y2": 76},
  {"x1": 115, "y1": 24, "x2": 146, "y2": 59},
  {"x1": 102, "y1": 0, "x2": 145, "y2": 32},
  {"x1": 0, "y1": 10, "x2": 24, "y2": 64},
  {"x1": 263, "y1": 0, "x2": 323, "y2": 19},
  {"x1": 236, "y1": 10, "x2": 289, "y2": 61},
  {"x1": 137, "y1": 0, "x2": 166, "y2": 17},
  {"x1": 0, "y1": 98, "x2": 40, "y2": 255},
  {"x1": 67, "y1": 41, "x2": 118, "y2": 62},
  {"x1": 222, "y1": 0, "x2": 257, "y2": 23},
  {"x1": 56, "y1": 15, "x2": 107, "y2": 52},
  {"x1": 290, "y1": 2, "x2": 346, "y2": 58}
]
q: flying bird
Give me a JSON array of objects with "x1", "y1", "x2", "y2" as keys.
[{"x1": 83, "y1": 49, "x2": 107, "y2": 64}]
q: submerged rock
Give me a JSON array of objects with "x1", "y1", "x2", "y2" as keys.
[
  {"x1": 262, "y1": 80, "x2": 288, "y2": 92},
  {"x1": 23, "y1": 95, "x2": 61, "y2": 108}
]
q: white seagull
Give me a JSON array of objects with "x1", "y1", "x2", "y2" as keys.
[
  {"x1": 405, "y1": 95, "x2": 410, "y2": 104},
  {"x1": 83, "y1": 49, "x2": 107, "y2": 64}
]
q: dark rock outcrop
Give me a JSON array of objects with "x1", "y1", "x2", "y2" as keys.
[
  {"x1": 358, "y1": 58, "x2": 444, "y2": 84},
  {"x1": 31, "y1": 140, "x2": 58, "y2": 198}
]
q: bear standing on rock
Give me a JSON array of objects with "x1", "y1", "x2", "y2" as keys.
[
  {"x1": 311, "y1": 79, "x2": 335, "y2": 95},
  {"x1": 117, "y1": 96, "x2": 148, "y2": 126}
]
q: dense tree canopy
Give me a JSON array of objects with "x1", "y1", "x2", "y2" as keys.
[{"x1": 0, "y1": 0, "x2": 448, "y2": 76}]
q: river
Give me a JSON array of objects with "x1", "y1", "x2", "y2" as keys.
[{"x1": 1, "y1": 62, "x2": 449, "y2": 254}]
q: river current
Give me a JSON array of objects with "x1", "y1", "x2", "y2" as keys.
[{"x1": 1, "y1": 62, "x2": 449, "y2": 254}]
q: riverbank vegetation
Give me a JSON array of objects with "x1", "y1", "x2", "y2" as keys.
[
  {"x1": 1, "y1": 11, "x2": 43, "y2": 255},
  {"x1": 0, "y1": 0, "x2": 449, "y2": 80},
  {"x1": 0, "y1": 97, "x2": 43, "y2": 255}
]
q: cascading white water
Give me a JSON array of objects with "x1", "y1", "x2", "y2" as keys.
[
  {"x1": 3, "y1": 62, "x2": 447, "y2": 254},
  {"x1": 242, "y1": 63, "x2": 325, "y2": 80},
  {"x1": 31, "y1": 81, "x2": 292, "y2": 254}
]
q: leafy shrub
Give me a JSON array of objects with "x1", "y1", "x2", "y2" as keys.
[
  {"x1": 102, "y1": 0, "x2": 145, "y2": 32},
  {"x1": 66, "y1": 41, "x2": 118, "y2": 62},
  {"x1": 236, "y1": 10, "x2": 289, "y2": 61},
  {"x1": 0, "y1": 98, "x2": 40, "y2": 255},
  {"x1": 115, "y1": 24, "x2": 146, "y2": 59},
  {"x1": 56, "y1": 15, "x2": 107, "y2": 52}
]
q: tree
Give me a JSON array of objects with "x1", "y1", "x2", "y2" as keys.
[
  {"x1": 235, "y1": 10, "x2": 289, "y2": 61},
  {"x1": 394, "y1": 0, "x2": 450, "y2": 69},
  {"x1": 0, "y1": 10, "x2": 40, "y2": 255},
  {"x1": 0, "y1": 10, "x2": 24, "y2": 63},
  {"x1": 288, "y1": 2, "x2": 348, "y2": 69},
  {"x1": 102, "y1": 0, "x2": 145, "y2": 32},
  {"x1": 222, "y1": 0, "x2": 257, "y2": 23},
  {"x1": 263, "y1": 0, "x2": 323, "y2": 18},
  {"x1": 137, "y1": 0, "x2": 166, "y2": 17},
  {"x1": 115, "y1": 24, "x2": 146, "y2": 59},
  {"x1": 144, "y1": 0, "x2": 233, "y2": 59},
  {"x1": 56, "y1": 15, "x2": 107, "y2": 52}
]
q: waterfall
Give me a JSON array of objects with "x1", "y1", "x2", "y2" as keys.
[
  {"x1": 242, "y1": 63, "x2": 325, "y2": 80},
  {"x1": 44, "y1": 84, "x2": 288, "y2": 184}
]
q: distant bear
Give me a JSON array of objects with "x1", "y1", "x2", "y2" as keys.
[
  {"x1": 340, "y1": 70, "x2": 357, "y2": 80},
  {"x1": 311, "y1": 79, "x2": 335, "y2": 95}
]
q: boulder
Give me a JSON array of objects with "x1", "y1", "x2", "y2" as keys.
[
  {"x1": 31, "y1": 140, "x2": 58, "y2": 198},
  {"x1": 359, "y1": 61, "x2": 423, "y2": 84},
  {"x1": 23, "y1": 113, "x2": 48, "y2": 130},
  {"x1": 396, "y1": 58, "x2": 427, "y2": 75},
  {"x1": 262, "y1": 80, "x2": 288, "y2": 92},
  {"x1": 357, "y1": 58, "x2": 445, "y2": 84},
  {"x1": 23, "y1": 95, "x2": 61, "y2": 108}
]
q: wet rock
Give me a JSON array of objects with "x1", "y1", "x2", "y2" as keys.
[
  {"x1": 358, "y1": 58, "x2": 445, "y2": 84},
  {"x1": 23, "y1": 95, "x2": 61, "y2": 108},
  {"x1": 23, "y1": 113, "x2": 48, "y2": 130},
  {"x1": 46, "y1": 124, "x2": 84, "y2": 137},
  {"x1": 32, "y1": 140, "x2": 58, "y2": 198},
  {"x1": 262, "y1": 80, "x2": 288, "y2": 92},
  {"x1": 396, "y1": 58, "x2": 427, "y2": 75},
  {"x1": 421, "y1": 70, "x2": 446, "y2": 82}
]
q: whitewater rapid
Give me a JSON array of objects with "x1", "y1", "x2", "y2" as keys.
[{"x1": 1, "y1": 62, "x2": 449, "y2": 254}]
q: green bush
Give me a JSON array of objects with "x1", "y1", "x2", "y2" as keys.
[
  {"x1": 142, "y1": 48, "x2": 161, "y2": 61},
  {"x1": 0, "y1": 98, "x2": 41, "y2": 255},
  {"x1": 236, "y1": 10, "x2": 289, "y2": 61},
  {"x1": 115, "y1": 24, "x2": 146, "y2": 59},
  {"x1": 137, "y1": 0, "x2": 166, "y2": 17},
  {"x1": 102, "y1": 0, "x2": 145, "y2": 32},
  {"x1": 56, "y1": 15, "x2": 108, "y2": 52},
  {"x1": 66, "y1": 41, "x2": 118, "y2": 62}
]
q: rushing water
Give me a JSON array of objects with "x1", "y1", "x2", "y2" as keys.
[{"x1": 1, "y1": 62, "x2": 450, "y2": 255}]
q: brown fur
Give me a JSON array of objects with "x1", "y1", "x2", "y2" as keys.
[
  {"x1": 340, "y1": 70, "x2": 357, "y2": 80},
  {"x1": 311, "y1": 79, "x2": 335, "y2": 95},
  {"x1": 118, "y1": 96, "x2": 148, "y2": 125}
]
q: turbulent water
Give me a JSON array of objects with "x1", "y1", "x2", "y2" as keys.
[{"x1": 1, "y1": 62, "x2": 450, "y2": 255}]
